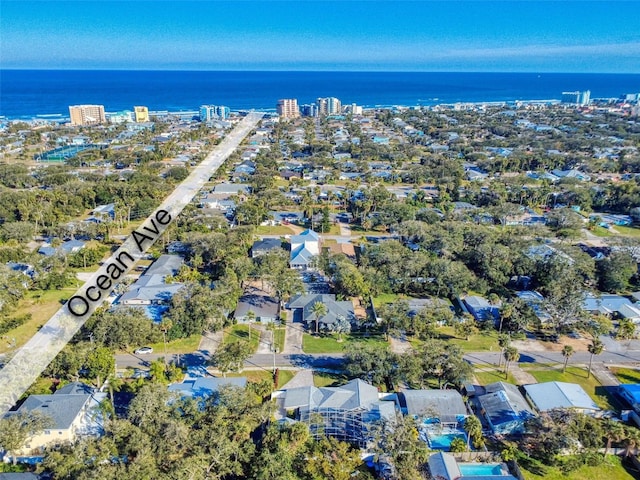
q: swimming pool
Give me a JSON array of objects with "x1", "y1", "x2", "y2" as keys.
[
  {"x1": 459, "y1": 463, "x2": 504, "y2": 476},
  {"x1": 426, "y1": 432, "x2": 467, "y2": 450}
]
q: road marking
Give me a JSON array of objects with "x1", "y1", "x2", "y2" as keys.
[{"x1": 0, "y1": 112, "x2": 264, "y2": 414}]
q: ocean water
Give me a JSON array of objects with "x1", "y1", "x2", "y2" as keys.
[{"x1": 1, "y1": 70, "x2": 639, "y2": 118}]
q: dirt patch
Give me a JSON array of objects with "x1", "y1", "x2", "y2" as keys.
[{"x1": 511, "y1": 335, "x2": 591, "y2": 353}]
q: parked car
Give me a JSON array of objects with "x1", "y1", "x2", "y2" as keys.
[{"x1": 134, "y1": 346, "x2": 153, "y2": 355}]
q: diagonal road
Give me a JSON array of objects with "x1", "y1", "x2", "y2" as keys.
[{"x1": 0, "y1": 112, "x2": 264, "y2": 415}]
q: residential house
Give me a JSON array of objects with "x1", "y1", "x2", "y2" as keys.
[
  {"x1": 400, "y1": 389, "x2": 468, "y2": 427},
  {"x1": 118, "y1": 255, "x2": 185, "y2": 316},
  {"x1": 264, "y1": 211, "x2": 304, "y2": 226},
  {"x1": 619, "y1": 384, "x2": 640, "y2": 414},
  {"x1": 327, "y1": 242, "x2": 357, "y2": 263},
  {"x1": 91, "y1": 203, "x2": 115, "y2": 220},
  {"x1": 551, "y1": 169, "x2": 591, "y2": 182},
  {"x1": 274, "y1": 379, "x2": 396, "y2": 446},
  {"x1": 406, "y1": 297, "x2": 453, "y2": 318},
  {"x1": 290, "y1": 229, "x2": 320, "y2": 270},
  {"x1": 478, "y1": 382, "x2": 535, "y2": 435},
  {"x1": 250, "y1": 238, "x2": 283, "y2": 258},
  {"x1": 523, "y1": 382, "x2": 600, "y2": 415},
  {"x1": 212, "y1": 183, "x2": 251, "y2": 196},
  {"x1": 234, "y1": 287, "x2": 280, "y2": 324},
  {"x1": 287, "y1": 293, "x2": 355, "y2": 331},
  {"x1": 168, "y1": 377, "x2": 247, "y2": 402},
  {"x1": 1, "y1": 382, "x2": 106, "y2": 457},
  {"x1": 38, "y1": 239, "x2": 85, "y2": 257},
  {"x1": 516, "y1": 291, "x2": 550, "y2": 324},
  {"x1": 463, "y1": 296, "x2": 500, "y2": 323},
  {"x1": 583, "y1": 294, "x2": 640, "y2": 323}
]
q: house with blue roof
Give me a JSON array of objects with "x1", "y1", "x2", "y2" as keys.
[
  {"x1": 168, "y1": 377, "x2": 247, "y2": 402},
  {"x1": 478, "y1": 382, "x2": 535, "y2": 435},
  {"x1": 619, "y1": 384, "x2": 640, "y2": 414},
  {"x1": 290, "y1": 229, "x2": 320, "y2": 270}
]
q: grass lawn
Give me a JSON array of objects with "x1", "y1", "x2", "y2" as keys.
[
  {"x1": 524, "y1": 365, "x2": 619, "y2": 410},
  {"x1": 588, "y1": 226, "x2": 612, "y2": 237},
  {"x1": 276, "y1": 370, "x2": 295, "y2": 388},
  {"x1": 0, "y1": 288, "x2": 77, "y2": 354},
  {"x1": 473, "y1": 369, "x2": 517, "y2": 386},
  {"x1": 314, "y1": 371, "x2": 350, "y2": 387},
  {"x1": 223, "y1": 324, "x2": 261, "y2": 352},
  {"x1": 146, "y1": 334, "x2": 201, "y2": 355},
  {"x1": 371, "y1": 293, "x2": 401, "y2": 308},
  {"x1": 437, "y1": 326, "x2": 499, "y2": 352},
  {"x1": 521, "y1": 454, "x2": 634, "y2": 480},
  {"x1": 302, "y1": 333, "x2": 388, "y2": 354},
  {"x1": 614, "y1": 225, "x2": 640, "y2": 237},
  {"x1": 226, "y1": 368, "x2": 294, "y2": 389},
  {"x1": 273, "y1": 327, "x2": 286, "y2": 352},
  {"x1": 610, "y1": 367, "x2": 640, "y2": 384},
  {"x1": 255, "y1": 225, "x2": 295, "y2": 235}
]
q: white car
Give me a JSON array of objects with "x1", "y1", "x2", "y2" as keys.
[{"x1": 134, "y1": 347, "x2": 153, "y2": 355}]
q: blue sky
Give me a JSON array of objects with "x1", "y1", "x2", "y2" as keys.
[{"x1": 1, "y1": 1, "x2": 639, "y2": 72}]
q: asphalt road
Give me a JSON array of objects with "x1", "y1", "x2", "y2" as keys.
[{"x1": 115, "y1": 347, "x2": 640, "y2": 373}]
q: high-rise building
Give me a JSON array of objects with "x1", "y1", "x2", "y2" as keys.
[
  {"x1": 69, "y1": 105, "x2": 106, "y2": 126},
  {"x1": 316, "y1": 97, "x2": 328, "y2": 116},
  {"x1": 200, "y1": 105, "x2": 231, "y2": 121},
  {"x1": 134, "y1": 106, "x2": 149, "y2": 123},
  {"x1": 561, "y1": 91, "x2": 590, "y2": 106},
  {"x1": 316, "y1": 97, "x2": 342, "y2": 115},
  {"x1": 327, "y1": 97, "x2": 342, "y2": 115},
  {"x1": 300, "y1": 104, "x2": 318, "y2": 117},
  {"x1": 345, "y1": 103, "x2": 363, "y2": 115},
  {"x1": 277, "y1": 99, "x2": 300, "y2": 119}
]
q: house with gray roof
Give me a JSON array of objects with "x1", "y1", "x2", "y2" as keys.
[
  {"x1": 234, "y1": 287, "x2": 280, "y2": 324},
  {"x1": 118, "y1": 255, "x2": 184, "y2": 307},
  {"x1": 212, "y1": 183, "x2": 251, "y2": 195},
  {"x1": 583, "y1": 293, "x2": 640, "y2": 322},
  {"x1": 523, "y1": 382, "x2": 600, "y2": 414},
  {"x1": 250, "y1": 238, "x2": 283, "y2": 258},
  {"x1": 2, "y1": 382, "x2": 106, "y2": 457},
  {"x1": 276, "y1": 379, "x2": 396, "y2": 446},
  {"x1": 287, "y1": 293, "x2": 355, "y2": 331},
  {"x1": 400, "y1": 389, "x2": 468, "y2": 426},
  {"x1": 478, "y1": 382, "x2": 535, "y2": 435}
]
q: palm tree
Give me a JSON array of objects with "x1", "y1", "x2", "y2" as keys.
[
  {"x1": 587, "y1": 339, "x2": 604, "y2": 378},
  {"x1": 504, "y1": 346, "x2": 519, "y2": 379},
  {"x1": 602, "y1": 418, "x2": 626, "y2": 456},
  {"x1": 497, "y1": 334, "x2": 510, "y2": 368},
  {"x1": 310, "y1": 301, "x2": 327, "y2": 334},
  {"x1": 463, "y1": 415, "x2": 483, "y2": 451},
  {"x1": 561, "y1": 345, "x2": 574, "y2": 373}
]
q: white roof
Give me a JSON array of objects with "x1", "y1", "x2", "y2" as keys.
[{"x1": 524, "y1": 381, "x2": 600, "y2": 412}]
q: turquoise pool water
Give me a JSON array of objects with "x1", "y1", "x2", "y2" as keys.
[
  {"x1": 427, "y1": 432, "x2": 467, "y2": 449},
  {"x1": 459, "y1": 463, "x2": 503, "y2": 476}
]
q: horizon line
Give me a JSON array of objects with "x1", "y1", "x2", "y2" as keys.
[{"x1": 2, "y1": 68, "x2": 639, "y2": 75}]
